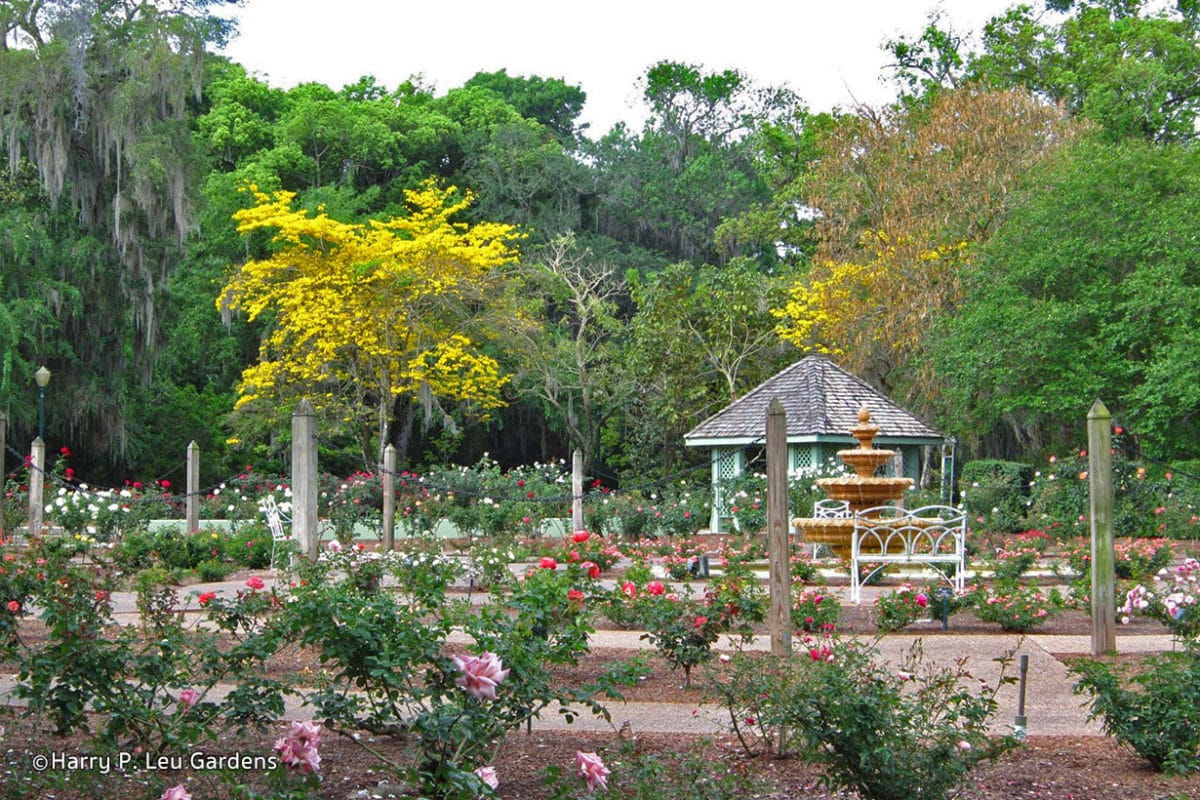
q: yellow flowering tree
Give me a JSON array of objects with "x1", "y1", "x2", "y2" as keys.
[
  {"x1": 774, "y1": 232, "x2": 969, "y2": 372},
  {"x1": 219, "y1": 180, "x2": 521, "y2": 464}
]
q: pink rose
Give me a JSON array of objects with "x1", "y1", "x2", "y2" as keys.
[
  {"x1": 274, "y1": 720, "x2": 322, "y2": 773},
  {"x1": 178, "y1": 688, "x2": 200, "y2": 712},
  {"x1": 245, "y1": 576, "x2": 265, "y2": 591},
  {"x1": 159, "y1": 785, "x2": 191, "y2": 800},
  {"x1": 453, "y1": 652, "x2": 510, "y2": 701},
  {"x1": 646, "y1": 581, "x2": 665, "y2": 596},
  {"x1": 621, "y1": 581, "x2": 637, "y2": 599},
  {"x1": 475, "y1": 765, "x2": 499, "y2": 789},
  {"x1": 576, "y1": 750, "x2": 610, "y2": 793}
]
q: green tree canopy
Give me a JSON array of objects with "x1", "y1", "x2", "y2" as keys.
[
  {"x1": 932, "y1": 136, "x2": 1200, "y2": 458},
  {"x1": 888, "y1": 0, "x2": 1200, "y2": 141}
]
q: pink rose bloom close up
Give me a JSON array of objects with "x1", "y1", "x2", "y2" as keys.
[
  {"x1": 475, "y1": 765, "x2": 499, "y2": 789},
  {"x1": 274, "y1": 720, "x2": 322, "y2": 773},
  {"x1": 576, "y1": 750, "x2": 610, "y2": 792},
  {"x1": 177, "y1": 688, "x2": 199, "y2": 712},
  {"x1": 160, "y1": 785, "x2": 191, "y2": 800},
  {"x1": 454, "y1": 652, "x2": 510, "y2": 701}
]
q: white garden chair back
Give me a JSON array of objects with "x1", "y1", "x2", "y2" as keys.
[{"x1": 262, "y1": 496, "x2": 292, "y2": 569}]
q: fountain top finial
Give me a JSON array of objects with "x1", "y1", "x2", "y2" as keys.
[{"x1": 849, "y1": 406, "x2": 881, "y2": 452}]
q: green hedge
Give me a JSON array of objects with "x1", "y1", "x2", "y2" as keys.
[{"x1": 961, "y1": 459, "x2": 1032, "y2": 532}]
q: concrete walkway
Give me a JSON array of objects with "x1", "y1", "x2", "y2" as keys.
[{"x1": 7, "y1": 571, "x2": 1180, "y2": 739}]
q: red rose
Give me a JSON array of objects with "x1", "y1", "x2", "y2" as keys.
[
  {"x1": 583, "y1": 561, "x2": 600, "y2": 579},
  {"x1": 539, "y1": 557, "x2": 558, "y2": 570},
  {"x1": 693, "y1": 616, "x2": 708, "y2": 628},
  {"x1": 567, "y1": 589, "x2": 584, "y2": 604},
  {"x1": 646, "y1": 581, "x2": 665, "y2": 596},
  {"x1": 572, "y1": 530, "x2": 590, "y2": 543}
]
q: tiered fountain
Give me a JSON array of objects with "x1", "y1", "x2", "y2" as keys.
[{"x1": 792, "y1": 406, "x2": 914, "y2": 559}]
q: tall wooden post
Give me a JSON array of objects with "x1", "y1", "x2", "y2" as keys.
[
  {"x1": 767, "y1": 398, "x2": 792, "y2": 656},
  {"x1": 1088, "y1": 400, "x2": 1117, "y2": 655},
  {"x1": 572, "y1": 449, "x2": 584, "y2": 533},
  {"x1": 186, "y1": 441, "x2": 200, "y2": 533},
  {"x1": 381, "y1": 444, "x2": 396, "y2": 551},
  {"x1": 29, "y1": 438, "x2": 45, "y2": 538},
  {"x1": 0, "y1": 412, "x2": 6, "y2": 539},
  {"x1": 0, "y1": 411, "x2": 7, "y2": 488},
  {"x1": 292, "y1": 399, "x2": 319, "y2": 560}
]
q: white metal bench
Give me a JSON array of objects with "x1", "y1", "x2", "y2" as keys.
[
  {"x1": 262, "y1": 496, "x2": 292, "y2": 569},
  {"x1": 850, "y1": 504, "x2": 966, "y2": 603}
]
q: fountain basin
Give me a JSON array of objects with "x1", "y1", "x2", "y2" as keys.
[
  {"x1": 816, "y1": 476, "x2": 914, "y2": 515},
  {"x1": 792, "y1": 516, "x2": 858, "y2": 559},
  {"x1": 794, "y1": 511, "x2": 951, "y2": 560}
]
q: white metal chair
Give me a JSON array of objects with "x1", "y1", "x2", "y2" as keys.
[
  {"x1": 812, "y1": 499, "x2": 851, "y2": 518},
  {"x1": 801, "y1": 499, "x2": 851, "y2": 557},
  {"x1": 262, "y1": 496, "x2": 292, "y2": 569}
]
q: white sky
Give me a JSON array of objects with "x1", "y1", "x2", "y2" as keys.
[{"x1": 220, "y1": 0, "x2": 1019, "y2": 136}]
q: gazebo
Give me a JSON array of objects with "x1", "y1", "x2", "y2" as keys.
[{"x1": 684, "y1": 355, "x2": 945, "y2": 532}]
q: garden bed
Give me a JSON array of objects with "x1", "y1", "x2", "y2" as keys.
[{"x1": 2, "y1": 674, "x2": 1198, "y2": 800}]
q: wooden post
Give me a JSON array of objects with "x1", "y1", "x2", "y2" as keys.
[
  {"x1": 767, "y1": 398, "x2": 792, "y2": 657},
  {"x1": 1088, "y1": 400, "x2": 1117, "y2": 655},
  {"x1": 381, "y1": 444, "x2": 396, "y2": 551},
  {"x1": 186, "y1": 441, "x2": 200, "y2": 533},
  {"x1": 292, "y1": 399, "x2": 319, "y2": 560},
  {"x1": 572, "y1": 449, "x2": 584, "y2": 534},
  {"x1": 0, "y1": 412, "x2": 5, "y2": 538},
  {"x1": 29, "y1": 438, "x2": 45, "y2": 538}
]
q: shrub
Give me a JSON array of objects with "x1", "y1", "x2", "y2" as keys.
[
  {"x1": 224, "y1": 524, "x2": 272, "y2": 568},
  {"x1": 961, "y1": 459, "x2": 1031, "y2": 533},
  {"x1": 792, "y1": 584, "x2": 840, "y2": 632},
  {"x1": 542, "y1": 740, "x2": 763, "y2": 800},
  {"x1": 10, "y1": 538, "x2": 285, "y2": 753},
  {"x1": 974, "y1": 581, "x2": 1060, "y2": 632},
  {"x1": 989, "y1": 544, "x2": 1042, "y2": 581},
  {"x1": 638, "y1": 594, "x2": 726, "y2": 688},
  {"x1": 706, "y1": 637, "x2": 1017, "y2": 800},
  {"x1": 195, "y1": 559, "x2": 232, "y2": 582},
  {"x1": 282, "y1": 549, "x2": 631, "y2": 798},
  {"x1": 1073, "y1": 650, "x2": 1200, "y2": 775},
  {"x1": 874, "y1": 583, "x2": 932, "y2": 631},
  {"x1": 1069, "y1": 537, "x2": 1174, "y2": 583},
  {"x1": 1120, "y1": 557, "x2": 1200, "y2": 641}
]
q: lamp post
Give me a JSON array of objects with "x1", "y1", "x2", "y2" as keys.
[{"x1": 35, "y1": 365, "x2": 50, "y2": 441}]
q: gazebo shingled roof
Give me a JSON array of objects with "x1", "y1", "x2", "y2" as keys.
[{"x1": 684, "y1": 355, "x2": 943, "y2": 445}]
